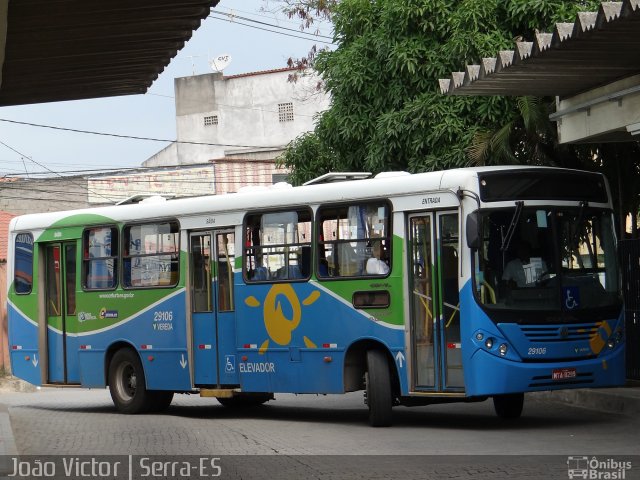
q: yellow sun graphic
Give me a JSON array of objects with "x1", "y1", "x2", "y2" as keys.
[{"x1": 245, "y1": 284, "x2": 320, "y2": 354}]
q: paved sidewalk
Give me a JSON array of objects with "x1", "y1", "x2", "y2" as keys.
[
  {"x1": 0, "y1": 376, "x2": 34, "y2": 456},
  {"x1": 531, "y1": 385, "x2": 640, "y2": 416}
]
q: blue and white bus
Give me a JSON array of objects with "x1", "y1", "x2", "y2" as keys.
[{"x1": 7, "y1": 167, "x2": 625, "y2": 426}]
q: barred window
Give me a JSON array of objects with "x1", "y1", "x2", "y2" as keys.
[
  {"x1": 204, "y1": 115, "x2": 218, "y2": 126},
  {"x1": 278, "y1": 102, "x2": 294, "y2": 122},
  {"x1": 317, "y1": 202, "x2": 390, "y2": 278},
  {"x1": 83, "y1": 227, "x2": 118, "y2": 290},
  {"x1": 244, "y1": 209, "x2": 311, "y2": 282},
  {"x1": 272, "y1": 173, "x2": 289, "y2": 184},
  {"x1": 123, "y1": 222, "x2": 179, "y2": 288}
]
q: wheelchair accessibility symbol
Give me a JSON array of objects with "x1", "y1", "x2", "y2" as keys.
[
  {"x1": 564, "y1": 287, "x2": 580, "y2": 310},
  {"x1": 225, "y1": 355, "x2": 236, "y2": 374}
]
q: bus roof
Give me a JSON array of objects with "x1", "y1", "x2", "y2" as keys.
[{"x1": 9, "y1": 166, "x2": 606, "y2": 232}]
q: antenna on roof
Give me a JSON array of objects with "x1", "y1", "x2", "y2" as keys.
[{"x1": 210, "y1": 54, "x2": 232, "y2": 73}]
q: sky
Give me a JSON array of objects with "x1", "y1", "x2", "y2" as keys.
[{"x1": 0, "y1": 0, "x2": 333, "y2": 177}]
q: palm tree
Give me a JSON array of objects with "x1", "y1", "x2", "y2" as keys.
[{"x1": 467, "y1": 96, "x2": 555, "y2": 166}]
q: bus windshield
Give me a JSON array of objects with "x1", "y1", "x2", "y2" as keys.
[{"x1": 474, "y1": 206, "x2": 621, "y2": 314}]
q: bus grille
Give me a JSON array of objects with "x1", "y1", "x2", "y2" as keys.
[{"x1": 520, "y1": 323, "x2": 601, "y2": 343}]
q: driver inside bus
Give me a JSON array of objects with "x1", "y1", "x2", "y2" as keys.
[{"x1": 502, "y1": 241, "x2": 546, "y2": 288}]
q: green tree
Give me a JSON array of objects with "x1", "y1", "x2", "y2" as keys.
[{"x1": 278, "y1": 0, "x2": 602, "y2": 183}]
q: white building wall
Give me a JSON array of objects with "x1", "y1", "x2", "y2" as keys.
[
  {"x1": 142, "y1": 68, "x2": 329, "y2": 167},
  {"x1": 144, "y1": 142, "x2": 179, "y2": 168}
]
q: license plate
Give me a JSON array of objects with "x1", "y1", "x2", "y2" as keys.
[{"x1": 552, "y1": 368, "x2": 577, "y2": 380}]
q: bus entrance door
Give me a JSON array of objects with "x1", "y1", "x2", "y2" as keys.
[
  {"x1": 44, "y1": 242, "x2": 79, "y2": 384},
  {"x1": 408, "y1": 212, "x2": 463, "y2": 393},
  {"x1": 190, "y1": 230, "x2": 239, "y2": 387}
]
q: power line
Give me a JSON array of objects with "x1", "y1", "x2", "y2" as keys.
[
  {"x1": 0, "y1": 178, "x2": 280, "y2": 204},
  {"x1": 0, "y1": 118, "x2": 281, "y2": 148},
  {"x1": 210, "y1": 10, "x2": 333, "y2": 40},
  {"x1": 146, "y1": 92, "x2": 175, "y2": 99},
  {"x1": 0, "y1": 139, "x2": 116, "y2": 203},
  {"x1": 207, "y1": 14, "x2": 334, "y2": 45},
  {"x1": 216, "y1": 5, "x2": 332, "y2": 29}
]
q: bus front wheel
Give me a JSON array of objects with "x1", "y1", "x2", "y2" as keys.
[
  {"x1": 493, "y1": 393, "x2": 524, "y2": 419},
  {"x1": 108, "y1": 348, "x2": 151, "y2": 414},
  {"x1": 365, "y1": 349, "x2": 393, "y2": 427}
]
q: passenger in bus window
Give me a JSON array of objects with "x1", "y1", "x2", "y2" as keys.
[
  {"x1": 366, "y1": 241, "x2": 389, "y2": 275},
  {"x1": 251, "y1": 253, "x2": 269, "y2": 281},
  {"x1": 318, "y1": 258, "x2": 329, "y2": 277}
]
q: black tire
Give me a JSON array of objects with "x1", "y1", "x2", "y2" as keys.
[
  {"x1": 108, "y1": 348, "x2": 151, "y2": 414},
  {"x1": 493, "y1": 393, "x2": 524, "y2": 419},
  {"x1": 365, "y1": 349, "x2": 393, "y2": 427},
  {"x1": 217, "y1": 393, "x2": 272, "y2": 408},
  {"x1": 148, "y1": 391, "x2": 174, "y2": 412}
]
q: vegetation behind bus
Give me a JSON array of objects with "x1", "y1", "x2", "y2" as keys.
[{"x1": 276, "y1": 0, "x2": 640, "y2": 236}]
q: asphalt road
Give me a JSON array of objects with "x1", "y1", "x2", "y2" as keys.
[{"x1": 0, "y1": 388, "x2": 638, "y2": 479}]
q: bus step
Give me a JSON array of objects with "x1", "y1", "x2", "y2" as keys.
[
  {"x1": 41, "y1": 383, "x2": 82, "y2": 388},
  {"x1": 199, "y1": 388, "x2": 240, "y2": 398}
]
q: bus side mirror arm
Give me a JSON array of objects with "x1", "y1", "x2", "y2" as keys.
[{"x1": 466, "y1": 211, "x2": 480, "y2": 249}]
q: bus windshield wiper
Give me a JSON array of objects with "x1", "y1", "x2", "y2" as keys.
[
  {"x1": 570, "y1": 201, "x2": 588, "y2": 251},
  {"x1": 500, "y1": 201, "x2": 523, "y2": 252}
]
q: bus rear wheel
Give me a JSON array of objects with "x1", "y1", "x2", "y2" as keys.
[
  {"x1": 365, "y1": 349, "x2": 393, "y2": 427},
  {"x1": 493, "y1": 393, "x2": 524, "y2": 419},
  {"x1": 108, "y1": 348, "x2": 151, "y2": 414}
]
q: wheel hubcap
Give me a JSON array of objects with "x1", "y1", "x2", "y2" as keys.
[{"x1": 116, "y1": 362, "x2": 136, "y2": 401}]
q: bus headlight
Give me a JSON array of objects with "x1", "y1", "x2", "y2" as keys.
[
  {"x1": 614, "y1": 327, "x2": 623, "y2": 344},
  {"x1": 476, "y1": 333, "x2": 484, "y2": 341},
  {"x1": 485, "y1": 338, "x2": 494, "y2": 349},
  {"x1": 499, "y1": 343, "x2": 508, "y2": 356},
  {"x1": 607, "y1": 339, "x2": 616, "y2": 349}
]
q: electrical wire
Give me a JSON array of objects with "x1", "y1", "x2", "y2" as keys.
[
  {"x1": 210, "y1": 10, "x2": 333, "y2": 40},
  {"x1": 0, "y1": 118, "x2": 281, "y2": 148},
  {"x1": 207, "y1": 14, "x2": 334, "y2": 45},
  {"x1": 216, "y1": 5, "x2": 332, "y2": 29},
  {"x1": 0, "y1": 140, "x2": 116, "y2": 203}
]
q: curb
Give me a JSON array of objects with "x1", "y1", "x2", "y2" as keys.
[{"x1": 530, "y1": 388, "x2": 640, "y2": 416}]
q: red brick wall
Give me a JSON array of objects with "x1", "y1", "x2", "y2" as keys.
[{"x1": 213, "y1": 160, "x2": 288, "y2": 195}]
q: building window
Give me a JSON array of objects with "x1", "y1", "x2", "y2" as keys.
[
  {"x1": 272, "y1": 173, "x2": 289, "y2": 184},
  {"x1": 204, "y1": 115, "x2": 218, "y2": 126},
  {"x1": 278, "y1": 102, "x2": 294, "y2": 122},
  {"x1": 123, "y1": 221, "x2": 179, "y2": 288},
  {"x1": 244, "y1": 209, "x2": 312, "y2": 282},
  {"x1": 14, "y1": 233, "x2": 33, "y2": 294},
  {"x1": 83, "y1": 227, "x2": 118, "y2": 290}
]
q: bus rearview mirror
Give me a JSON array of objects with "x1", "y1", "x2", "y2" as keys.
[{"x1": 466, "y1": 211, "x2": 480, "y2": 249}]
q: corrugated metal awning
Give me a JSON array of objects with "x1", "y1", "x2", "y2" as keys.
[
  {"x1": 0, "y1": 0, "x2": 219, "y2": 106},
  {"x1": 439, "y1": 0, "x2": 640, "y2": 98}
]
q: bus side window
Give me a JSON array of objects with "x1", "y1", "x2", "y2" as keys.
[
  {"x1": 83, "y1": 226, "x2": 118, "y2": 290},
  {"x1": 14, "y1": 233, "x2": 34, "y2": 294},
  {"x1": 317, "y1": 202, "x2": 390, "y2": 279},
  {"x1": 122, "y1": 221, "x2": 179, "y2": 289},
  {"x1": 243, "y1": 209, "x2": 312, "y2": 283}
]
